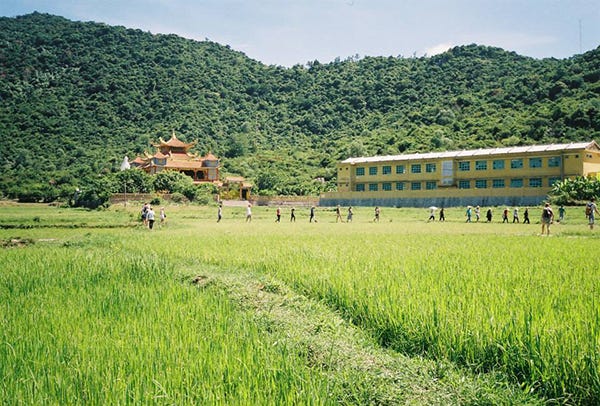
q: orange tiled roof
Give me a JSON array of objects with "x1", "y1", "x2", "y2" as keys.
[
  {"x1": 154, "y1": 131, "x2": 196, "y2": 149},
  {"x1": 169, "y1": 152, "x2": 197, "y2": 161},
  {"x1": 164, "y1": 160, "x2": 206, "y2": 170}
]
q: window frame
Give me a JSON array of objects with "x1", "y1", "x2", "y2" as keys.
[
  {"x1": 510, "y1": 158, "x2": 523, "y2": 169},
  {"x1": 529, "y1": 157, "x2": 542, "y2": 169},
  {"x1": 475, "y1": 179, "x2": 487, "y2": 189},
  {"x1": 510, "y1": 178, "x2": 524, "y2": 188}
]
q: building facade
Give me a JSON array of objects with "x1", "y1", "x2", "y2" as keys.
[{"x1": 320, "y1": 141, "x2": 600, "y2": 207}]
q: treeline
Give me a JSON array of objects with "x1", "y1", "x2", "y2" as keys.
[{"x1": 0, "y1": 12, "x2": 599, "y2": 201}]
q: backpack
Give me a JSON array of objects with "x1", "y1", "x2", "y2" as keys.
[
  {"x1": 542, "y1": 207, "x2": 551, "y2": 219},
  {"x1": 586, "y1": 203, "x2": 592, "y2": 216}
]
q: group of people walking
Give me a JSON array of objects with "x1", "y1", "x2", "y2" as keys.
[
  {"x1": 140, "y1": 203, "x2": 166, "y2": 230},
  {"x1": 140, "y1": 199, "x2": 599, "y2": 233}
]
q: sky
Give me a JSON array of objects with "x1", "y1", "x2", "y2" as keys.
[{"x1": 1, "y1": 0, "x2": 599, "y2": 67}]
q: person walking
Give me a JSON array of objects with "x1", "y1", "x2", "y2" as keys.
[
  {"x1": 373, "y1": 206, "x2": 380, "y2": 222},
  {"x1": 245, "y1": 203, "x2": 252, "y2": 222},
  {"x1": 275, "y1": 207, "x2": 281, "y2": 223},
  {"x1": 159, "y1": 207, "x2": 166, "y2": 226},
  {"x1": 141, "y1": 202, "x2": 149, "y2": 226},
  {"x1": 512, "y1": 207, "x2": 519, "y2": 223},
  {"x1": 146, "y1": 206, "x2": 156, "y2": 230},
  {"x1": 439, "y1": 207, "x2": 445, "y2": 222},
  {"x1": 486, "y1": 208, "x2": 493, "y2": 222},
  {"x1": 217, "y1": 203, "x2": 222, "y2": 223},
  {"x1": 541, "y1": 203, "x2": 554, "y2": 236},
  {"x1": 502, "y1": 208, "x2": 509, "y2": 223},
  {"x1": 290, "y1": 207, "x2": 296, "y2": 222},
  {"x1": 523, "y1": 207, "x2": 530, "y2": 224},
  {"x1": 558, "y1": 205, "x2": 566, "y2": 222},
  {"x1": 465, "y1": 206, "x2": 472, "y2": 223},
  {"x1": 475, "y1": 206, "x2": 481, "y2": 222},
  {"x1": 587, "y1": 198, "x2": 599, "y2": 230},
  {"x1": 347, "y1": 206, "x2": 353, "y2": 222},
  {"x1": 335, "y1": 205, "x2": 343, "y2": 222},
  {"x1": 309, "y1": 206, "x2": 316, "y2": 223},
  {"x1": 427, "y1": 207, "x2": 436, "y2": 222}
]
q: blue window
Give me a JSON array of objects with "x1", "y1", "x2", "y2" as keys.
[
  {"x1": 475, "y1": 179, "x2": 487, "y2": 189},
  {"x1": 458, "y1": 161, "x2": 470, "y2": 171},
  {"x1": 356, "y1": 184, "x2": 365, "y2": 191},
  {"x1": 529, "y1": 178, "x2": 542, "y2": 188},
  {"x1": 458, "y1": 180, "x2": 470, "y2": 189},
  {"x1": 356, "y1": 167, "x2": 365, "y2": 176},
  {"x1": 510, "y1": 159, "x2": 523, "y2": 169},
  {"x1": 396, "y1": 165, "x2": 405, "y2": 174},
  {"x1": 529, "y1": 158, "x2": 542, "y2": 168},
  {"x1": 426, "y1": 163, "x2": 436, "y2": 173},
  {"x1": 369, "y1": 183, "x2": 378, "y2": 191},
  {"x1": 493, "y1": 160, "x2": 505, "y2": 170},
  {"x1": 369, "y1": 167, "x2": 378, "y2": 175},
  {"x1": 492, "y1": 179, "x2": 505, "y2": 188},
  {"x1": 426, "y1": 181, "x2": 437, "y2": 190},
  {"x1": 475, "y1": 160, "x2": 487, "y2": 171},
  {"x1": 548, "y1": 156, "x2": 561, "y2": 167},
  {"x1": 382, "y1": 182, "x2": 392, "y2": 191},
  {"x1": 382, "y1": 165, "x2": 391, "y2": 175},
  {"x1": 395, "y1": 182, "x2": 405, "y2": 190},
  {"x1": 411, "y1": 182, "x2": 421, "y2": 190},
  {"x1": 510, "y1": 178, "x2": 524, "y2": 188},
  {"x1": 411, "y1": 164, "x2": 421, "y2": 174}
]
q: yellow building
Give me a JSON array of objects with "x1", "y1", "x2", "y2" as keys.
[{"x1": 320, "y1": 141, "x2": 600, "y2": 207}]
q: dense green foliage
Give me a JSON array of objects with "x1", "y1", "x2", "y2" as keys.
[
  {"x1": 1, "y1": 12, "x2": 599, "y2": 197},
  {"x1": 550, "y1": 176, "x2": 600, "y2": 204}
]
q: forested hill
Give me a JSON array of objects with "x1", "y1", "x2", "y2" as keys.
[{"x1": 1, "y1": 12, "x2": 599, "y2": 197}]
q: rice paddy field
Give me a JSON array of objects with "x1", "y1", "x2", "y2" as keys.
[{"x1": 1, "y1": 201, "x2": 599, "y2": 404}]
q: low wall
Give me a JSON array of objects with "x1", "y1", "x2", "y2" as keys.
[
  {"x1": 319, "y1": 195, "x2": 548, "y2": 208},
  {"x1": 252, "y1": 196, "x2": 319, "y2": 207}
]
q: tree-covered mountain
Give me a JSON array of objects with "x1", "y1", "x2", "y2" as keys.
[{"x1": 1, "y1": 12, "x2": 599, "y2": 198}]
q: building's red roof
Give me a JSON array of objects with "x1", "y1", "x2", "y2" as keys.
[
  {"x1": 169, "y1": 152, "x2": 196, "y2": 161},
  {"x1": 131, "y1": 157, "x2": 146, "y2": 165},
  {"x1": 153, "y1": 151, "x2": 168, "y2": 159},
  {"x1": 154, "y1": 131, "x2": 195, "y2": 149},
  {"x1": 164, "y1": 160, "x2": 205, "y2": 170}
]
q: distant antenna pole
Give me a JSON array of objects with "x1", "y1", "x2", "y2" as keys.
[{"x1": 579, "y1": 19, "x2": 582, "y2": 54}]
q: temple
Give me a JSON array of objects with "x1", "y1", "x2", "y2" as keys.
[{"x1": 131, "y1": 131, "x2": 220, "y2": 183}]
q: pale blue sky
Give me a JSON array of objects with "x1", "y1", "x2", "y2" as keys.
[{"x1": 1, "y1": 0, "x2": 599, "y2": 66}]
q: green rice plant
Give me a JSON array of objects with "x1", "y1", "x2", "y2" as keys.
[
  {"x1": 2, "y1": 203, "x2": 598, "y2": 403},
  {"x1": 0, "y1": 245, "x2": 343, "y2": 404}
]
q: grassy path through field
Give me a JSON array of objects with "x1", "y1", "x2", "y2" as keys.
[{"x1": 190, "y1": 266, "x2": 541, "y2": 405}]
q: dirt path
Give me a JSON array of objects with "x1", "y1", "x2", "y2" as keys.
[{"x1": 188, "y1": 270, "x2": 541, "y2": 405}]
